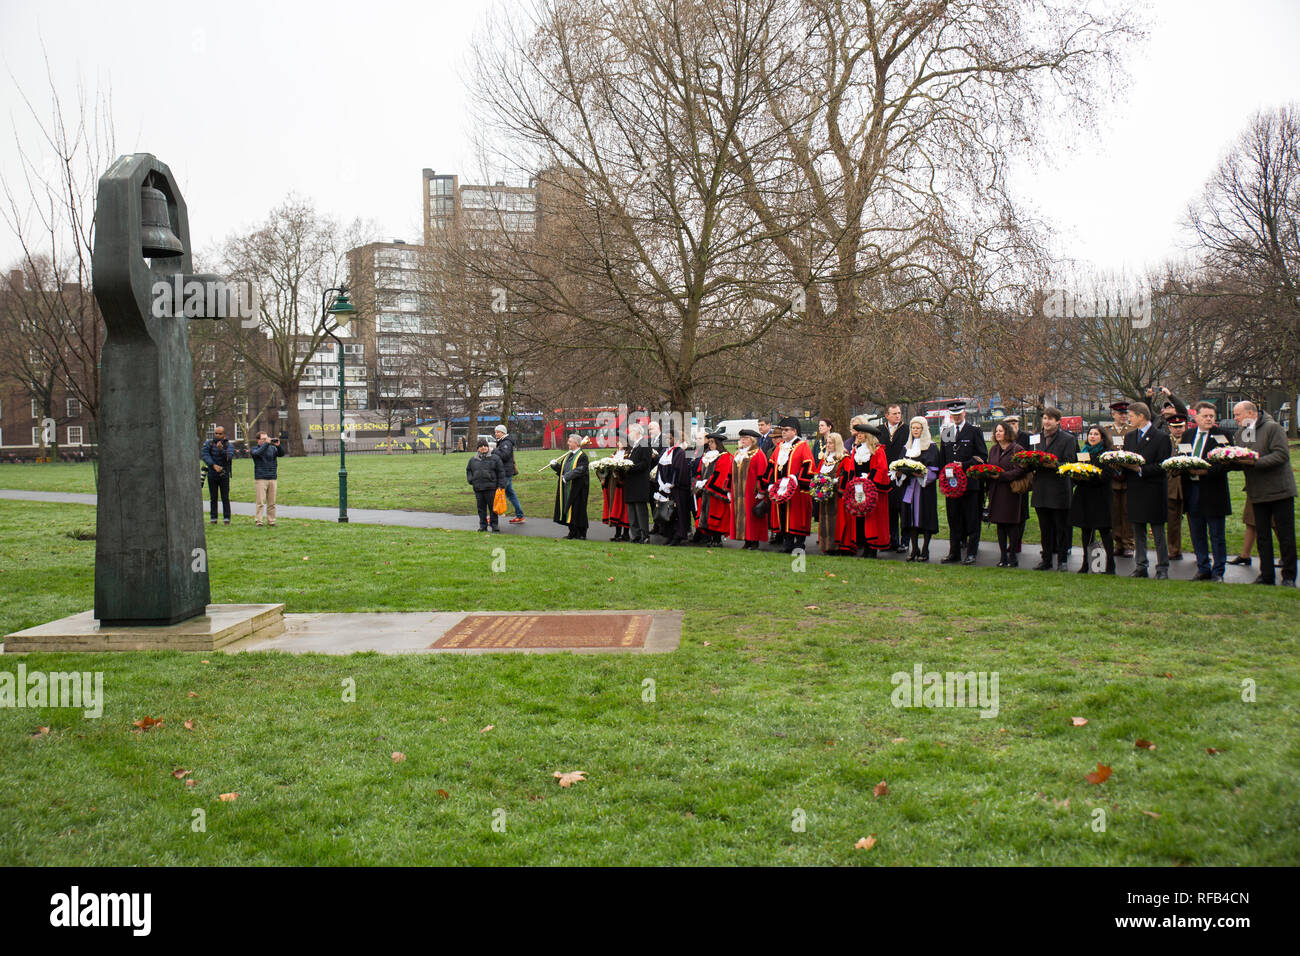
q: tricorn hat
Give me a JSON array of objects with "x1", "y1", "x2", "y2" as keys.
[
  {"x1": 705, "y1": 430, "x2": 728, "y2": 442},
  {"x1": 777, "y1": 416, "x2": 800, "y2": 432},
  {"x1": 738, "y1": 428, "x2": 761, "y2": 439},
  {"x1": 853, "y1": 423, "x2": 885, "y2": 440}
]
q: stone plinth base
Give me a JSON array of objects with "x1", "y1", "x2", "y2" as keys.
[{"x1": 2, "y1": 604, "x2": 285, "y2": 653}]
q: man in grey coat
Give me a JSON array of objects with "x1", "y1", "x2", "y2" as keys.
[{"x1": 1234, "y1": 401, "x2": 1297, "y2": 585}]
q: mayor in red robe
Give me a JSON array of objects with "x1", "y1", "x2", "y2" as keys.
[
  {"x1": 695, "y1": 432, "x2": 733, "y2": 544},
  {"x1": 730, "y1": 429, "x2": 769, "y2": 549},
  {"x1": 842, "y1": 422, "x2": 893, "y2": 556},
  {"x1": 766, "y1": 416, "x2": 814, "y2": 553}
]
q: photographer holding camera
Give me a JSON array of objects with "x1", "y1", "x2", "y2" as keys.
[
  {"x1": 201, "y1": 425, "x2": 235, "y2": 525},
  {"x1": 251, "y1": 431, "x2": 287, "y2": 527}
]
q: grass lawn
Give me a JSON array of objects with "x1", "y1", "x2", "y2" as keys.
[
  {"x1": 4, "y1": 443, "x2": 1298, "y2": 553},
  {"x1": 1, "y1": 499, "x2": 1298, "y2": 865}
]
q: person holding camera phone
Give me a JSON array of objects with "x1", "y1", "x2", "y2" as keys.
[
  {"x1": 201, "y1": 425, "x2": 235, "y2": 525},
  {"x1": 251, "y1": 431, "x2": 287, "y2": 527}
]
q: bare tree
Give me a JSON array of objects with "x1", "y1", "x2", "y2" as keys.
[
  {"x1": 1187, "y1": 104, "x2": 1300, "y2": 434},
  {"x1": 0, "y1": 67, "x2": 112, "y2": 437},
  {"x1": 218, "y1": 196, "x2": 370, "y2": 454}
]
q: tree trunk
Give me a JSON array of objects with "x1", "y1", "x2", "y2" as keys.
[{"x1": 282, "y1": 384, "x2": 304, "y2": 456}]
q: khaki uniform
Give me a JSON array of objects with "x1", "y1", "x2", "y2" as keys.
[
  {"x1": 1100, "y1": 421, "x2": 1135, "y2": 551},
  {"x1": 1165, "y1": 457, "x2": 1184, "y2": 558}
]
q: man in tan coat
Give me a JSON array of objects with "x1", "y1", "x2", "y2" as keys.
[{"x1": 1100, "y1": 401, "x2": 1135, "y2": 555}]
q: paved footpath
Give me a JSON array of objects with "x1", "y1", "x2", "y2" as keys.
[{"x1": 0, "y1": 489, "x2": 1279, "y2": 585}]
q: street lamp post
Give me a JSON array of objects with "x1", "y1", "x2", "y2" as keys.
[{"x1": 319, "y1": 286, "x2": 356, "y2": 522}]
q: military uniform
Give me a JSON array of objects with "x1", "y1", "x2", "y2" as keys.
[{"x1": 1100, "y1": 415, "x2": 1136, "y2": 553}]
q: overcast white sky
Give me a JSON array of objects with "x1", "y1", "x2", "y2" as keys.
[{"x1": 1, "y1": 0, "x2": 1298, "y2": 273}]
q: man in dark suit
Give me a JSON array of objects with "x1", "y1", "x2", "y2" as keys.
[
  {"x1": 883, "y1": 403, "x2": 910, "y2": 552},
  {"x1": 1123, "y1": 402, "x2": 1173, "y2": 579},
  {"x1": 938, "y1": 400, "x2": 988, "y2": 564},
  {"x1": 1182, "y1": 402, "x2": 1232, "y2": 581},
  {"x1": 623, "y1": 424, "x2": 654, "y2": 543},
  {"x1": 1030, "y1": 407, "x2": 1079, "y2": 570},
  {"x1": 756, "y1": 417, "x2": 776, "y2": 457}
]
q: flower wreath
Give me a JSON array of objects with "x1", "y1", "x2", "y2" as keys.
[
  {"x1": 769, "y1": 475, "x2": 798, "y2": 503},
  {"x1": 843, "y1": 477, "x2": 879, "y2": 516},
  {"x1": 938, "y1": 462, "x2": 968, "y2": 499},
  {"x1": 809, "y1": 473, "x2": 837, "y2": 502}
]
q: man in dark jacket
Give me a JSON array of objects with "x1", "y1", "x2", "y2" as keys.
[
  {"x1": 1182, "y1": 403, "x2": 1232, "y2": 581},
  {"x1": 201, "y1": 426, "x2": 235, "y2": 525},
  {"x1": 466, "y1": 438, "x2": 506, "y2": 532},
  {"x1": 1123, "y1": 402, "x2": 1172, "y2": 578},
  {"x1": 623, "y1": 424, "x2": 654, "y2": 543},
  {"x1": 1029, "y1": 407, "x2": 1078, "y2": 570},
  {"x1": 250, "y1": 431, "x2": 287, "y2": 526},
  {"x1": 756, "y1": 417, "x2": 776, "y2": 457},
  {"x1": 938, "y1": 400, "x2": 988, "y2": 564},
  {"x1": 1234, "y1": 400, "x2": 1297, "y2": 585},
  {"x1": 492, "y1": 424, "x2": 525, "y2": 523},
  {"x1": 883, "y1": 404, "x2": 910, "y2": 552}
]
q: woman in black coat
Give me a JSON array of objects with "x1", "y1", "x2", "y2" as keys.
[
  {"x1": 1070, "y1": 425, "x2": 1116, "y2": 574},
  {"x1": 986, "y1": 423, "x2": 1027, "y2": 567}
]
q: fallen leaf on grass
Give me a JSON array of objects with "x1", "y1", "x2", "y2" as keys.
[
  {"x1": 854, "y1": 835, "x2": 877, "y2": 850},
  {"x1": 1085, "y1": 764, "x2": 1113, "y2": 785},
  {"x1": 302, "y1": 555, "x2": 310, "y2": 561},
  {"x1": 480, "y1": 725, "x2": 494, "y2": 734},
  {"x1": 200, "y1": 660, "x2": 209, "y2": 664},
  {"x1": 183, "y1": 720, "x2": 194, "y2": 730},
  {"x1": 1141, "y1": 810, "x2": 1161, "y2": 819},
  {"x1": 873, "y1": 781, "x2": 889, "y2": 798},
  {"x1": 554, "y1": 770, "x2": 587, "y2": 788},
  {"x1": 184, "y1": 779, "x2": 196, "y2": 788},
  {"x1": 1071, "y1": 717, "x2": 1089, "y2": 727},
  {"x1": 892, "y1": 737, "x2": 906, "y2": 743},
  {"x1": 438, "y1": 717, "x2": 448, "y2": 723},
  {"x1": 132, "y1": 715, "x2": 163, "y2": 731},
  {"x1": 804, "y1": 605, "x2": 820, "y2": 610},
  {"x1": 436, "y1": 789, "x2": 450, "y2": 799},
  {"x1": 647, "y1": 554, "x2": 655, "y2": 559},
  {"x1": 31, "y1": 726, "x2": 50, "y2": 736},
  {"x1": 218, "y1": 792, "x2": 238, "y2": 802},
  {"x1": 392, "y1": 752, "x2": 406, "y2": 763},
  {"x1": 1206, "y1": 747, "x2": 1220, "y2": 755},
  {"x1": 171, "y1": 769, "x2": 191, "y2": 780},
  {"x1": 187, "y1": 691, "x2": 198, "y2": 698},
  {"x1": 1135, "y1": 738, "x2": 1156, "y2": 751},
  {"x1": 702, "y1": 641, "x2": 711, "y2": 646}
]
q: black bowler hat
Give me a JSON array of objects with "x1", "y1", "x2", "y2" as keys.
[
  {"x1": 1109, "y1": 401, "x2": 1130, "y2": 412},
  {"x1": 778, "y1": 416, "x2": 800, "y2": 432},
  {"x1": 738, "y1": 428, "x2": 760, "y2": 439}
]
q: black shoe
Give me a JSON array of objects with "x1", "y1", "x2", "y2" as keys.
[
  {"x1": 479, "y1": 526, "x2": 488, "y2": 532},
  {"x1": 1253, "y1": 575, "x2": 1275, "y2": 585},
  {"x1": 491, "y1": 527, "x2": 501, "y2": 533},
  {"x1": 1130, "y1": 568, "x2": 1148, "y2": 578},
  {"x1": 1229, "y1": 556, "x2": 1251, "y2": 566},
  {"x1": 1155, "y1": 569, "x2": 1168, "y2": 580},
  {"x1": 962, "y1": 555, "x2": 976, "y2": 566},
  {"x1": 1193, "y1": 571, "x2": 1212, "y2": 581},
  {"x1": 1007, "y1": 556, "x2": 1018, "y2": 568},
  {"x1": 1057, "y1": 563, "x2": 1069, "y2": 571},
  {"x1": 1169, "y1": 553, "x2": 1184, "y2": 561},
  {"x1": 210, "y1": 518, "x2": 218, "y2": 524},
  {"x1": 1211, "y1": 575, "x2": 1224, "y2": 582},
  {"x1": 223, "y1": 519, "x2": 231, "y2": 525},
  {"x1": 942, "y1": 553, "x2": 962, "y2": 564},
  {"x1": 1284, "y1": 579, "x2": 1297, "y2": 588},
  {"x1": 1077, "y1": 563, "x2": 1090, "y2": 574},
  {"x1": 1034, "y1": 561, "x2": 1053, "y2": 571}
]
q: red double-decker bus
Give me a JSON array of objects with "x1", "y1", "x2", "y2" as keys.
[{"x1": 543, "y1": 407, "x2": 643, "y2": 449}]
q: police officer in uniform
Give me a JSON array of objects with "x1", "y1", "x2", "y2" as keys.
[{"x1": 938, "y1": 400, "x2": 988, "y2": 565}]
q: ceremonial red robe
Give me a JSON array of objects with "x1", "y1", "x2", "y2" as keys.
[
  {"x1": 766, "y1": 438, "x2": 814, "y2": 536},
  {"x1": 697, "y1": 452, "x2": 733, "y2": 534},
  {"x1": 600, "y1": 469, "x2": 627, "y2": 528},
  {"x1": 730, "y1": 448, "x2": 769, "y2": 543}
]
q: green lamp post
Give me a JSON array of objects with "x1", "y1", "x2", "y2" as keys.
[{"x1": 320, "y1": 287, "x2": 356, "y2": 522}]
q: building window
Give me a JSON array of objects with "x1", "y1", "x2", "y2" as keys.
[
  {"x1": 67, "y1": 426, "x2": 83, "y2": 445},
  {"x1": 235, "y1": 397, "x2": 249, "y2": 417},
  {"x1": 66, "y1": 397, "x2": 82, "y2": 417},
  {"x1": 233, "y1": 423, "x2": 245, "y2": 442},
  {"x1": 32, "y1": 427, "x2": 44, "y2": 445},
  {"x1": 202, "y1": 344, "x2": 216, "y2": 362},
  {"x1": 31, "y1": 398, "x2": 40, "y2": 418},
  {"x1": 206, "y1": 423, "x2": 217, "y2": 440},
  {"x1": 202, "y1": 370, "x2": 217, "y2": 389},
  {"x1": 343, "y1": 344, "x2": 364, "y2": 356}
]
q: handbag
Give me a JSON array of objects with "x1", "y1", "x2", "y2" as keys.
[
  {"x1": 654, "y1": 498, "x2": 676, "y2": 524},
  {"x1": 492, "y1": 488, "x2": 508, "y2": 515},
  {"x1": 1009, "y1": 473, "x2": 1034, "y2": 495},
  {"x1": 752, "y1": 494, "x2": 770, "y2": 519}
]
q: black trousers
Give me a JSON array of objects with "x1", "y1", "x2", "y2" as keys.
[
  {"x1": 1253, "y1": 497, "x2": 1297, "y2": 583},
  {"x1": 208, "y1": 470, "x2": 231, "y2": 520},
  {"x1": 945, "y1": 490, "x2": 982, "y2": 554},
  {"x1": 888, "y1": 485, "x2": 907, "y2": 547},
  {"x1": 474, "y1": 488, "x2": 499, "y2": 529},
  {"x1": 1036, "y1": 507, "x2": 1071, "y2": 561},
  {"x1": 996, "y1": 522, "x2": 1023, "y2": 555}
]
